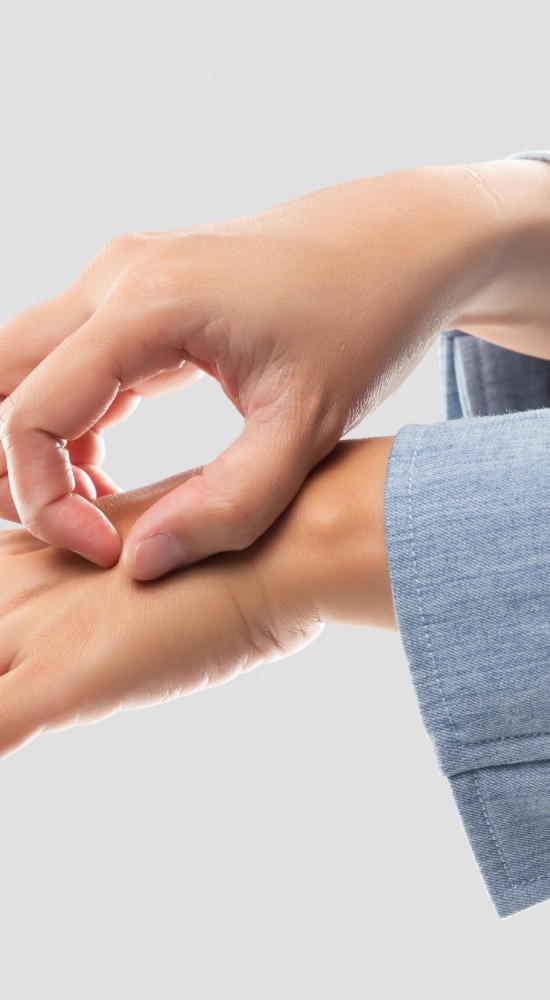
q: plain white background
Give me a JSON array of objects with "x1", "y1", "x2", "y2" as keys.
[{"x1": 0, "y1": 2, "x2": 547, "y2": 996}]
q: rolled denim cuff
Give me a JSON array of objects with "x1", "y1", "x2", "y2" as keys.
[
  {"x1": 383, "y1": 409, "x2": 550, "y2": 917},
  {"x1": 505, "y1": 150, "x2": 550, "y2": 162},
  {"x1": 438, "y1": 329, "x2": 550, "y2": 421}
]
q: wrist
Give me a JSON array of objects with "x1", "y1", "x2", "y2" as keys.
[
  {"x1": 308, "y1": 437, "x2": 397, "y2": 630},
  {"x1": 92, "y1": 443, "x2": 398, "y2": 644},
  {"x1": 281, "y1": 161, "x2": 549, "y2": 413},
  {"x1": 349, "y1": 158, "x2": 550, "y2": 350},
  {"x1": 444, "y1": 157, "x2": 550, "y2": 352},
  {"x1": 263, "y1": 437, "x2": 398, "y2": 632}
]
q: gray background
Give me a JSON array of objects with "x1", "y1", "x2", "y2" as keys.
[{"x1": 0, "y1": 1, "x2": 547, "y2": 997}]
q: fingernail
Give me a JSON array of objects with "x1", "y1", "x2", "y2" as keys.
[{"x1": 132, "y1": 532, "x2": 184, "y2": 579}]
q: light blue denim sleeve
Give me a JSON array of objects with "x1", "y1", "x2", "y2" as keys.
[
  {"x1": 383, "y1": 149, "x2": 550, "y2": 920},
  {"x1": 505, "y1": 149, "x2": 550, "y2": 163}
]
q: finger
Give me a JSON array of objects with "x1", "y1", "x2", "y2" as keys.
[
  {"x1": 72, "y1": 466, "x2": 97, "y2": 501},
  {"x1": 80, "y1": 465, "x2": 123, "y2": 497},
  {"x1": 66, "y1": 428, "x2": 106, "y2": 468},
  {"x1": 0, "y1": 367, "x2": 122, "y2": 565},
  {"x1": 94, "y1": 387, "x2": 142, "y2": 430},
  {"x1": 0, "y1": 474, "x2": 20, "y2": 522},
  {"x1": 0, "y1": 286, "x2": 91, "y2": 471},
  {"x1": 0, "y1": 390, "x2": 140, "y2": 480},
  {"x1": 0, "y1": 288, "x2": 196, "y2": 565},
  {"x1": 0, "y1": 287, "x2": 91, "y2": 396},
  {"x1": 0, "y1": 426, "x2": 105, "y2": 521},
  {"x1": 134, "y1": 361, "x2": 204, "y2": 399},
  {"x1": 121, "y1": 404, "x2": 322, "y2": 581},
  {"x1": 0, "y1": 462, "x2": 101, "y2": 522},
  {"x1": 1, "y1": 462, "x2": 99, "y2": 507},
  {"x1": 0, "y1": 422, "x2": 105, "y2": 521}
]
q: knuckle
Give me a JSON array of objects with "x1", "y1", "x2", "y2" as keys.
[
  {"x1": 123, "y1": 258, "x2": 188, "y2": 302},
  {"x1": 83, "y1": 233, "x2": 146, "y2": 287},
  {"x1": 105, "y1": 231, "x2": 144, "y2": 259},
  {"x1": 119, "y1": 259, "x2": 165, "y2": 296},
  {"x1": 89, "y1": 238, "x2": 207, "y2": 324}
]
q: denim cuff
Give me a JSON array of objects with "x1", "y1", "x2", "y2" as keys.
[
  {"x1": 438, "y1": 329, "x2": 550, "y2": 421},
  {"x1": 505, "y1": 150, "x2": 550, "y2": 163},
  {"x1": 383, "y1": 411, "x2": 550, "y2": 917}
]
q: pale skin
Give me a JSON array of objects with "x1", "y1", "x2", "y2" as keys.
[
  {"x1": 0, "y1": 157, "x2": 548, "y2": 581},
  {"x1": 0, "y1": 156, "x2": 548, "y2": 761},
  {"x1": 0, "y1": 434, "x2": 395, "y2": 761}
]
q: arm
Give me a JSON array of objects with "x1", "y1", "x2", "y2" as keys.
[
  {"x1": 448, "y1": 154, "x2": 550, "y2": 359},
  {"x1": 95, "y1": 435, "x2": 397, "y2": 633},
  {"x1": 0, "y1": 435, "x2": 396, "y2": 761},
  {"x1": 0, "y1": 154, "x2": 549, "y2": 576}
]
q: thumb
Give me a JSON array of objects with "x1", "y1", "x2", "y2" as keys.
[{"x1": 121, "y1": 406, "x2": 325, "y2": 581}]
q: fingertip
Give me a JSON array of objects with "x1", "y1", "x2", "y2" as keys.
[
  {"x1": 40, "y1": 494, "x2": 123, "y2": 568},
  {"x1": 85, "y1": 544, "x2": 122, "y2": 570},
  {"x1": 81, "y1": 464, "x2": 124, "y2": 498},
  {"x1": 73, "y1": 466, "x2": 98, "y2": 501},
  {"x1": 122, "y1": 531, "x2": 187, "y2": 581}
]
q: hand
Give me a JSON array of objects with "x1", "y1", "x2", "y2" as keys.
[
  {"x1": 0, "y1": 435, "x2": 396, "y2": 761},
  {"x1": 0, "y1": 464, "x2": 320, "y2": 761},
  {"x1": 2, "y1": 157, "x2": 543, "y2": 579}
]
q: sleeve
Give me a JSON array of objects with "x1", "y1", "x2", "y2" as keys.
[
  {"x1": 382, "y1": 148, "x2": 550, "y2": 920},
  {"x1": 505, "y1": 149, "x2": 550, "y2": 163}
]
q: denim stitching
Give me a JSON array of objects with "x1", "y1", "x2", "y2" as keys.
[
  {"x1": 407, "y1": 424, "x2": 461, "y2": 741},
  {"x1": 474, "y1": 773, "x2": 550, "y2": 888},
  {"x1": 405, "y1": 416, "x2": 550, "y2": 893},
  {"x1": 473, "y1": 773, "x2": 514, "y2": 886},
  {"x1": 407, "y1": 422, "x2": 550, "y2": 748},
  {"x1": 405, "y1": 356, "x2": 550, "y2": 892},
  {"x1": 474, "y1": 337, "x2": 490, "y2": 417},
  {"x1": 446, "y1": 730, "x2": 550, "y2": 747}
]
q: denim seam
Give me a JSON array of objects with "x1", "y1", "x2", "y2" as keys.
[
  {"x1": 473, "y1": 773, "x2": 550, "y2": 888},
  {"x1": 407, "y1": 424, "x2": 461, "y2": 742},
  {"x1": 407, "y1": 425, "x2": 550, "y2": 891},
  {"x1": 406, "y1": 423, "x2": 550, "y2": 749},
  {"x1": 452, "y1": 337, "x2": 474, "y2": 419},
  {"x1": 473, "y1": 773, "x2": 515, "y2": 885},
  {"x1": 474, "y1": 337, "x2": 490, "y2": 418}
]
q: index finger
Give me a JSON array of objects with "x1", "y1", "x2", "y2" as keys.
[
  {"x1": 0, "y1": 274, "x2": 206, "y2": 562},
  {"x1": 0, "y1": 313, "x2": 128, "y2": 566}
]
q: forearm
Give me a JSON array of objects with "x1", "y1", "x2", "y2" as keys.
[
  {"x1": 366, "y1": 157, "x2": 550, "y2": 344},
  {"x1": 357, "y1": 157, "x2": 550, "y2": 358},
  {"x1": 448, "y1": 157, "x2": 550, "y2": 358},
  {"x1": 258, "y1": 157, "x2": 550, "y2": 430}
]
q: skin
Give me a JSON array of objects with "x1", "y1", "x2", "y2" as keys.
[
  {"x1": 0, "y1": 158, "x2": 548, "y2": 580},
  {"x1": 0, "y1": 434, "x2": 396, "y2": 762}
]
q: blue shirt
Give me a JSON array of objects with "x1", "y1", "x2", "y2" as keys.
[{"x1": 383, "y1": 149, "x2": 550, "y2": 919}]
